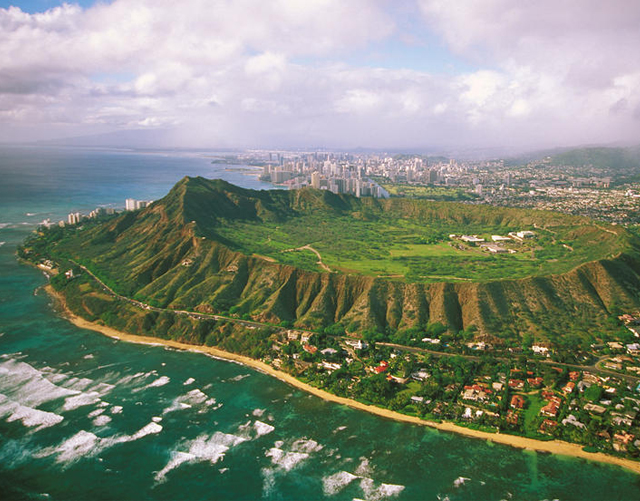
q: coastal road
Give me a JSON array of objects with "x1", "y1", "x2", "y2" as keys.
[
  {"x1": 71, "y1": 261, "x2": 317, "y2": 338},
  {"x1": 72, "y1": 261, "x2": 640, "y2": 385},
  {"x1": 378, "y1": 342, "x2": 640, "y2": 385}
]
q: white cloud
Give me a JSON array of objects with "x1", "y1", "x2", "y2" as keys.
[{"x1": 0, "y1": 1, "x2": 639, "y2": 150}]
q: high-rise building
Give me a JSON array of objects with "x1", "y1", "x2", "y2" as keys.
[
  {"x1": 67, "y1": 212, "x2": 82, "y2": 224},
  {"x1": 125, "y1": 198, "x2": 137, "y2": 211},
  {"x1": 311, "y1": 171, "x2": 321, "y2": 189}
]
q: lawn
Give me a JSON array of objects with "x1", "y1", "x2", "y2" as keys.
[{"x1": 213, "y1": 211, "x2": 597, "y2": 282}]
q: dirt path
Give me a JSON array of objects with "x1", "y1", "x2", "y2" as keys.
[{"x1": 282, "y1": 244, "x2": 332, "y2": 272}]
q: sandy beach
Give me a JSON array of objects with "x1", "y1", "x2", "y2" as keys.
[{"x1": 44, "y1": 284, "x2": 640, "y2": 476}]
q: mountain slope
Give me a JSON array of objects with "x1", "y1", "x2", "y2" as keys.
[{"x1": 52, "y1": 177, "x2": 640, "y2": 339}]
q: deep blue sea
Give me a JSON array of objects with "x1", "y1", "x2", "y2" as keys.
[{"x1": 1, "y1": 146, "x2": 639, "y2": 501}]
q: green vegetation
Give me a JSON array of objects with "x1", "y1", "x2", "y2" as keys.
[
  {"x1": 19, "y1": 177, "x2": 640, "y2": 338},
  {"x1": 551, "y1": 146, "x2": 640, "y2": 170},
  {"x1": 378, "y1": 181, "x2": 479, "y2": 202}
]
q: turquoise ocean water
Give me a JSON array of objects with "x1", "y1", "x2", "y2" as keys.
[{"x1": 1, "y1": 146, "x2": 639, "y2": 501}]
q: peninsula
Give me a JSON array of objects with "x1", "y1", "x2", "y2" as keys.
[{"x1": 20, "y1": 177, "x2": 640, "y2": 472}]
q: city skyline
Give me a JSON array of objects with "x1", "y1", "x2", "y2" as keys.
[{"x1": 1, "y1": 1, "x2": 639, "y2": 152}]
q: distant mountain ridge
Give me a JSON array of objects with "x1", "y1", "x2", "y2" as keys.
[
  {"x1": 551, "y1": 146, "x2": 640, "y2": 170},
  {"x1": 51, "y1": 177, "x2": 640, "y2": 340}
]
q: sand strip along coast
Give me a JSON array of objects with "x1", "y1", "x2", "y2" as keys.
[{"x1": 44, "y1": 284, "x2": 640, "y2": 476}]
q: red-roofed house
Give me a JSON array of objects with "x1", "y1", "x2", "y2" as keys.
[
  {"x1": 508, "y1": 379, "x2": 525, "y2": 390},
  {"x1": 510, "y1": 395, "x2": 525, "y2": 409},
  {"x1": 302, "y1": 344, "x2": 318, "y2": 354}
]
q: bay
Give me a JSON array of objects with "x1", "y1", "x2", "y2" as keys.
[{"x1": 1, "y1": 146, "x2": 639, "y2": 500}]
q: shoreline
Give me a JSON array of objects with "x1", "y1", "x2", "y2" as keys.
[{"x1": 44, "y1": 284, "x2": 640, "y2": 476}]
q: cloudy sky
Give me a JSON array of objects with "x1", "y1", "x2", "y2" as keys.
[{"x1": 1, "y1": 0, "x2": 639, "y2": 151}]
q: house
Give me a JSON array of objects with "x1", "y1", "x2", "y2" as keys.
[
  {"x1": 411, "y1": 369, "x2": 430, "y2": 381},
  {"x1": 421, "y1": 337, "x2": 441, "y2": 344},
  {"x1": 411, "y1": 396, "x2": 425, "y2": 404},
  {"x1": 613, "y1": 432, "x2": 635, "y2": 452},
  {"x1": 612, "y1": 414, "x2": 634, "y2": 427},
  {"x1": 320, "y1": 361, "x2": 342, "y2": 372},
  {"x1": 506, "y1": 410, "x2": 519, "y2": 425},
  {"x1": 320, "y1": 347, "x2": 338, "y2": 356},
  {"x1": 531, "y1": 344, "x2": 549, "y2": 355},
  {"x1": 345, "y1": 339, "x2": 367, "y2": 350},
  {"x1": 492, "y1": 382, "x2": 504, "y2": 391},
  {"x1": 510, "y1": 395, "x2": 525, "y2": 409},
  {"x1": 584, "y1": 403, "x2": 607, "y2": 415},
  {"x1": 302, "y1": 344, "x2": 318, "y2": 354},
  {"x1": 539, "y1": 419, "x2": 558, "y2": 435},
  {"x1": 508, "y1": 379, "x2": 525, "y2": 390},
  {"x1": 626, "y1": 343, "x2": 640, "y2": 354},
  {"x1": 287, "y1": 330, "x2": 300, "y2": 341},
  {"x1": 527, "y1": 377, "x2": 543, "y2": 388},
  {"x1": 372, "y1": 360, "x2": 389, "y2": 374},
  {"x1": 540, "y1": 395, "x2": 562, "y2": 417},
  {"x1": 562, "y1": 414, "x2": 586, "y2": 429},
  {"x1": 466, "y1": 341, "x2": 490, "y2": 350},
  {"x1": 582, "y1": 372, "x2": 601, "y2": 385},
  {"x1": 562, "y1": 382, "x2": 576, "y2": 394},
  {"x1": 516, "y1": 230, "x2": 536, "y2": 239},
  {"x1": 461, "y1": 384, "x2": 492, "y2": 402},
  {"x1": 604, "y1": 360, "x2": 623, "y2": 370},
  {"x1": 491, "y1": 235, "x2": 511, "y2": 242},
  {"x1": 569, "y1": 371, "x2": 580, "y2": 381},
  {"x1": 460, "y1": 235, "x2": 485, "y2": 244},
  {"x1": 484, "y1": 244, "x2": 508, "y2": 254}
]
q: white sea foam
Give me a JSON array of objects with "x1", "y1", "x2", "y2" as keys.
[
  {"x1": 360, "y1": 478, "x2": 405, "y2": 501},
  {"x1": 92, "y1": 415, "x2": 112, "y2": 427},
  {"x1": 227, "y1": 374, "x2": 250, "y2": 382},
  {"x1": 291, "y1": 438, "x2": 323, "y2": 454},
  {"x1": 266, "y1": 448, "x2": 309, "y2": 471},
  {"x1": 83, "y1": 354, "x2": 94, "y2": 359},
  {"x1": 0, "y1": 395, "x2": 64, "y2": 431},
  {"x1": 110, "y1": 405, "x2": 123, "y2": 414},
  {"x1": 183, "y1": 377, "x2": 195, "y2": 385},
  {"x1": 115, "y1": 372, "x2": 148, "y2": 386},
  {"x1": 453, "y1": 476, "x2": 470, "y2": 488},
  {"x1": 155, "y1": 432, "x2": 247, "y2": 482},
  {"x1": 252, "y1": 408, "x2": 265, "y2": 417},
  {"x1": 322, "y1": 471, "x2": 359, "y2": 496},
  {"x1": 87, "y1": 408, "x2": 105, "y2": 418},
  {"x1": 264, "y1": 437, "x2": 322, "y2": 471},
  {"x1": 155, "y1": 451, "x2": 195, "y2": 482},
  {"x1": 0, "y1": 358, "x2": 78, "y2": 408},
  {"x1": 253, "y1": 420, "x2": 275, "y2": 437},
  {"x1": 47, "y1": 431, "x2": 101, "y2": 464},
  {"x1": 0, "y1": 223, "x2": 8, "y2": 229},
  {"x1": 146, "y1": 376, "x2": 170, "y2": 389},
  {"x1": 0, "y1": 241, "x2": 5, "y2": 247},
  {"x1": 63, "y1": 377, "x2": 94, "y2": 392},
  {"x1": 63, "y1": 392, "x2": 101, "y2": 411},
  {"x1": 129, "y1": 422, "x2": 163, "y2": 441},
  {"x1": 163, "y1": 388, "x2": 211, "y2": 414},
  {"x1": 152, "y1": 416, "x2": 163, "y2": 423},
  {"x1": 333, "y1": 425, "x2": 347, "y2": 433},
  {"x1": 355, "y1": 457, "x2": 373, "y2": 477}
]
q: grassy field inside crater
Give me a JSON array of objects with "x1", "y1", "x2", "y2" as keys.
[{"x1": 214, "y1": 208, "x2": 621, "y2": 282}]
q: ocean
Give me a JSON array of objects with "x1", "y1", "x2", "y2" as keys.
[{"x1": 0, "y1": 146, "x2": 639, "y2": 501}]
